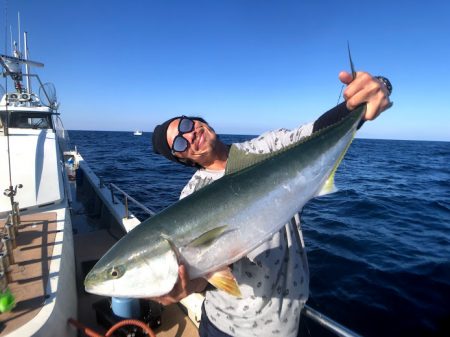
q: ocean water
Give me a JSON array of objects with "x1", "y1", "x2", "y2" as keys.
[{"x1": 68, "y1": 130, "x2": 450, "y2": 337}]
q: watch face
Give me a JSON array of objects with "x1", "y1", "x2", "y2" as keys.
[{"x1": 377, "y1": 76, "x2": 392, "y2": 95}]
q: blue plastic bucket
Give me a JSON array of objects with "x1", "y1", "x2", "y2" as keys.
[{"x1": 111, "y1": 297, "x2": 140, "y2": 318}]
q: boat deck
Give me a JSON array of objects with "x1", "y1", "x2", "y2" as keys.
[
  {"x1": 71, "y1": 179, "x2": 199, "y2": 337},
  {"x1": 0, "y1": 212, "x2": 57, "y2": 336}
]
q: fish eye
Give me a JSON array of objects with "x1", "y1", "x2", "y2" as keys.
[{"x1": 108, "y1": 265, "x2": 125, "y2": 279}]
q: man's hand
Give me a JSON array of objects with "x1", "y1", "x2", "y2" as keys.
[
  {"x1": 339, "y1": 71, "x2": 392, "y2": 121},
  {"x1": 149, "y1": 265, "x2": 208, "y2": 306}
]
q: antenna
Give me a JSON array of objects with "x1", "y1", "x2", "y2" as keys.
[
  {"x1": 9, "y1": 25, "x2": 13, "y2": 55},
  {"x1": 17, "y1": 12, "x2": 21, "y2": 55},
  {"x1": 24, "y1": 31, "x2": 30, "y2": 93}
]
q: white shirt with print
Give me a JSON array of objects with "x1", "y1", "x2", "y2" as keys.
[{"x1": 180, "y1": 123, "x2": 314, "y2": 337}]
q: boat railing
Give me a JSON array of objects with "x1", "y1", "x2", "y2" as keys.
[
  {"x1": 54, "y1": 115, "x2": 71, "y2": 153},
  {"x1": 20, "y1": 73, "x2": 53, "y2": 106},
  {"x1": 100, "y1": 181, "x2": 360, "y2": 337},
  {"x1": 301, "y1": 304, "x2": 362, "y2": 337},
  {"x1": 108, "y1": 183, "x2": 155, "y2": 219}
]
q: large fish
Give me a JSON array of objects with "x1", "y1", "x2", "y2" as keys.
[{"x1": 84, "y1": 104, "x2": 365, "y2": 298}]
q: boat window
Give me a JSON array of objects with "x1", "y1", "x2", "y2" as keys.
[{"x1": 8, "y1": 112, "x2": 53, "y2": 129}]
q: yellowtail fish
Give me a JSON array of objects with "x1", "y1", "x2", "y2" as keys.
[{"x1": 84, "y1": 104, "x2": 365, "y2": 298}]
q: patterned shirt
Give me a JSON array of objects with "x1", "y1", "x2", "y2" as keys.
[{"x1": 180, "y1": 123, "x2": 314, "y2": 337}]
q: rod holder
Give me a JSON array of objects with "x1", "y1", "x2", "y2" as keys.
[
  {"x1": 12, "y1": 202, "x2": 21, "y2": 232},
  {"x1": 5, "y1": 213, "x2": 12, "y2": 227},
  {"x1": 2, "y1": 236, "x2": 14, "y2": 265},
  {"x1": 5, "y1": 211, "x2": 18, "y2": 239},
  {"x1": 0, "y1": 252, "x2": 12, "y2": 283},
  {"x1": 5, "y1": 223, "x2": 16, "y2": 249},
  {"x1": 0, "y1": 252, "x2": 9, "y2": 272},
  {"x1": 0, "y1": 272, "x2": 7, "y2": 292}
]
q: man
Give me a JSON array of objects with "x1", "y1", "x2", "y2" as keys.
[{"x1": 151, "y1": 71, "x2": 392, "y2": 336}]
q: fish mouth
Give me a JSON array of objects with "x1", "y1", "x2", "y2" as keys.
[
  {"x1": 84, "y1": 270, "x2": 99, "y2": 293},
  {"x1": 84, "y1": 273, "x2": 113, "y2": 296},
  {"x1": 84, "y1": 266, "x2": 109, "y2": 293}
]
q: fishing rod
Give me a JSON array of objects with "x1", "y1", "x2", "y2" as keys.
[
  {"x1": 0, "y1": 0, "x2": 16, "y2": 315},
  {"x1": 336, "y1": 41, "x2": 357, "y2": 105},
  {"x1": 1, "y1": 5, "x2": 23, "y2": 210},
  {"x1": 2, "y1": 1, "x2": 15, "y2": 208}
]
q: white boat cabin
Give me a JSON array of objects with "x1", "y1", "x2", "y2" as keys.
[{"x1": 0, "y1": 95, "x2": 64, "y2": 216}]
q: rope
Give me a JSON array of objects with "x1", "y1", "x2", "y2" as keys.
[
  {"x1": 68, "y1": 317, "x2": 157, "y2": 337},
  {"x1": 67, "y1": 318, "x2": 104, "y2": 337},
  {"x1": 106, "y1": 319, "x2": 156, "y2": 337}
]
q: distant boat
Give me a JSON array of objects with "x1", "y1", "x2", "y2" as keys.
[{"x1": 134, "y1": 130, "x2": 143, "y2": 136}]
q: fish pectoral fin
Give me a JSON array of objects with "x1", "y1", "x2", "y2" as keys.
[
  {"x1": 161, "y1": 234, "x2": 182, "y2": 263},
  {"x1": 206, "y1": 267, "x2": 242, "y2": 297},
  {"x1": 187, "y1": 225, "x2": 230, "y2": 248}
]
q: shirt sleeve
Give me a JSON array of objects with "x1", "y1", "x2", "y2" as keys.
[
  {"x1": 312, "y1": 102, "x2": 364, "y2": 132},
  {"x1": 180, "y1": 122, "x2": 313, "y2": 197},
  {"x1": 180, "y1": 170, "x2": 225, "y2": 199},
  {"x1": 233, "y1": 122, "x2": 314, "y2": 154},
  {"x1": 180, "y1": 171, "x2": 203, "y2": 199}
]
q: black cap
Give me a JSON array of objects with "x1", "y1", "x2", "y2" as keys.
[
  {"x1": 152, "y1": 115, "x2": 209, "y2": 167},
  {"x1": 152, "y1": 116, "x2": 182, "y2": 164}
]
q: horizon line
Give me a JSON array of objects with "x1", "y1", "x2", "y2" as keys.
[{"x1": 66, "y1": 129, "x2": 450, "y2": 143}]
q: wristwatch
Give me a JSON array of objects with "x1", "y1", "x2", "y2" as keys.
[{"x1": 375, "y1": 76, "x2": 392, "y2": 96}]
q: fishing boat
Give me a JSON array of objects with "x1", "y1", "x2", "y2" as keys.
[
  {"x1": 0, "y1": 30, "x2": 361, "y2": 337},
  {"x1": 134, "y1": 130, "x2": 143, "y2": 136},
  {"x1": 0, "y1": 35, "x2": 77, "y2": 335},
  {"x1": 0, "y1": 33, "x2": 199, "y2": 336}
]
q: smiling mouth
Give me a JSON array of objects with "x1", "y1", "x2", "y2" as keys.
[{"x1": 196, "y1": 128, "x2": 205, "y2": 151}]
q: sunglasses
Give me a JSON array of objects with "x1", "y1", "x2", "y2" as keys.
[{"x1": 171, "y1": 116, "x2": 195, "y2": 153}]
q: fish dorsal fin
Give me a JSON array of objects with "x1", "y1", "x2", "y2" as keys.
[
  {"x1": 206, "y1": 267, "x2": 242, "y2": 297},
  {"x1": 225, "y1": 105, "x2": 366, "y2": 176},
  {"x1": 225, "y1": 145, "x2": 279, "y2": 175},
  {"x1": 225, "y1": 130, "x2": 327, "y2": 175}
]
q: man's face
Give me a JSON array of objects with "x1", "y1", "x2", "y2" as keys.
[{"x1": 166, "y1": 117, "x2": 218, "y2": 166}]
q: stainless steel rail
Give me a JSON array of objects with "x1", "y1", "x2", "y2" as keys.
[
  {"x1": 109, "y1": 183, "x2": 155, "y2": 218},
  {"x1": 103, "y1": 181, "x2": 359, "y2": 337},
  {"x1": 302, "y1": 304, "x2": 362, "y2": 337}
]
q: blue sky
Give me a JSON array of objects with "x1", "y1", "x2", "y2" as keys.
[{"x1": 3, "y1": 0, "x2": 449, "y2": 141}]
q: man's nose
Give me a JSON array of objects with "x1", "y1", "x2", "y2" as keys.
[{"x1": 183, "y1": 129, "x2": 195, "y2": 143}]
